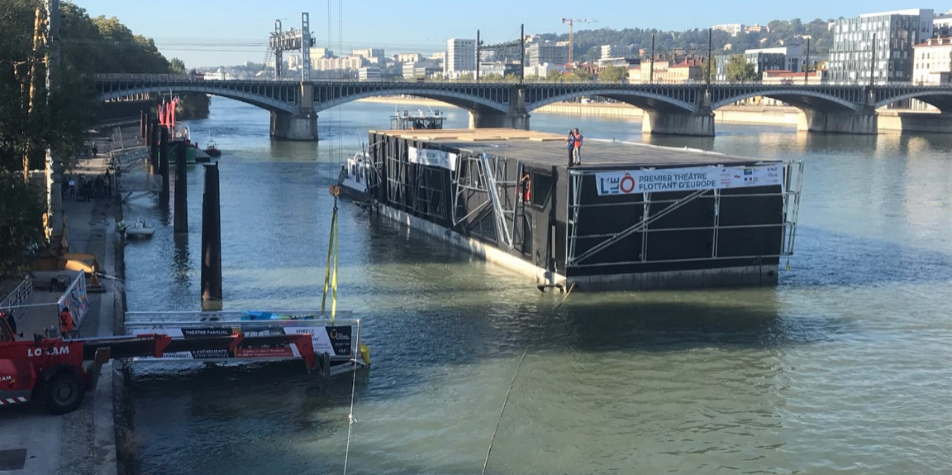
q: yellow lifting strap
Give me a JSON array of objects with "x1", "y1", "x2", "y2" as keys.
[{"x1": 322, "y1": 193, "x2": 340, "y2": 322}]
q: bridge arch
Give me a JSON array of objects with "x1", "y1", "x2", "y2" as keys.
[
  {"x1": 98, "y1": 85, "x2": 297, "y2": 114},
  {"x1": 525, "y1": 89, "x2": 697, "y2": 113},
  {"x1": 711, "y1": 89, "x2": 861, "y2": 112},
  {"x1": 875, "y1": 89, "x2": 952, "y2": 111},
  {"x1": 313, "y1": 87, "x2": 510, "y2": 114}
]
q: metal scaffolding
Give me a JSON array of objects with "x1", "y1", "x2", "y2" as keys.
[{"x1": 565, "y1": 161, "x2": 804, "y2": 270}]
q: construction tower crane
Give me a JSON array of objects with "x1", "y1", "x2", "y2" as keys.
[{"x1": 560, "y1": 17, "x2": 595, "y2": 64}]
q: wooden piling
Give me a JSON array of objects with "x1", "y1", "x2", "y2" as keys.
[
  {"x1": 148, "y1": 118, "x2": 158, "y2": 174},
  {"x1": 201, "y1": 163, "x2": 222, "y2": 307},
  {"x1": 159, "y1": 126, "x2": 169, "y2": 203},
  {"x1": 173, "y1": 139, "x2": 188, "y2": 234}
]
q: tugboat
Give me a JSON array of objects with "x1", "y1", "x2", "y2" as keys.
[
  {"x1": 338, "y1": 149, "x2": 374, "y2": 204},
  {"x1": 204, "y1": 140, "x2": 222, "y2": 158},
  {"x1": 389, "y1": 108, "x2": 446, "y2": 130}
]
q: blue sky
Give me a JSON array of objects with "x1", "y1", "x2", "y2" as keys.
[{"x1": 74, "y1": 0, "x2": 944, "y2": 67}]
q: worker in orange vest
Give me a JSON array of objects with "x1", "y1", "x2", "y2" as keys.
[
  {"x1": 572, "y1": 128, "x2": 583, "y2": 165},
  {"x1": 59, "y1": 307, "x2": 76, "y2": 338},
  {"x1": 520, "y1": 172, "x2": 531, "y2": 203}
]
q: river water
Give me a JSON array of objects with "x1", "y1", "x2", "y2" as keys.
[{"x1": 121, "y1": 99, "x2": 952, "y2": 474}]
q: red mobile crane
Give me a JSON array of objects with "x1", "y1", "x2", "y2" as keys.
[{"x1": 0, "y1": 318, "x2": 319, "y2": 414}]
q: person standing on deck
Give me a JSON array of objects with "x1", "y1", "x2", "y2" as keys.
[
  {"x1": 573, "y1": 128, "x2": 583, "y2": 166},
  {"x1": 59, "y1": 306, "x2": 77, "y2": 339},
  {"x1": 565, "y1": 130, "x2": 576, "y2": 167}
]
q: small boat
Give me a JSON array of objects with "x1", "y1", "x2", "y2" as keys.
[
  {"x1": 338, "y1": 150, "x2": 374, "y2": 203},
  {"x1": 204, "y1": 140, "x2": 222, "y2": 158},
  {"x1": 390, "y1": 108, "x2": 446, "y2": 130},
  {"x1": 122, "y1": 218, "x2": 154, "y2": 238}
]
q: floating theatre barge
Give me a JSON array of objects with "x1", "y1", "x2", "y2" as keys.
[{"x1": 362, "y1": 128, "x2": 803, "y2": 291}]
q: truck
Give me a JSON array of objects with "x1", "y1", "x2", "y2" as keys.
[{"x1": 0, "y1": 318, "x2": 324, "y2": 414}]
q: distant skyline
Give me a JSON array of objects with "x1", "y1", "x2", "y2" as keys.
[{"x1": 75, "y1": 1, "x2": 946, "y2": 68}]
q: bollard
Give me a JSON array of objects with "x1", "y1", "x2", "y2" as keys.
[
  {"x1": 159, "y1": 127, "x2": 170, "y2": 203},
  {"x1": 201, "y1": 163, "x2": 222, "y2": 309},
  {"x1": 148, "y1": 118, "x2": 158, "y2": 174},
  {"x1": 173, "y1": 138, "x2": 188, "y2": 234}
]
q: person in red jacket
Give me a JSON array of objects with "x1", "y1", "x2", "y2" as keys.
[{"x1": 59, "y1": 307, "x2": 76, "y2": 338}]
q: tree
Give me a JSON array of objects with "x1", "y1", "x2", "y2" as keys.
[
  {"x1": 725, "y1": 54, "x2": 757, "y2": 82},
  {"x1": 545, "y1": 68, "x2": 564, "y2": 82},
  {"x1": 598, "y1": 65, "x2": 627, "y2": 83},
  {"x1": 568, "y1": 68, "x2": 594, "y2": 82},
  {"x1": 0, "y1": 171, "x2": 43, "y2": 275}
]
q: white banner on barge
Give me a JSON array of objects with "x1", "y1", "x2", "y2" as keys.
[
  {"x1": 595, "y1": 164, "x2": 782, "y2": 196},
  {"x1": 408, "y1": 146, "x2": 458, "y2": 171}
]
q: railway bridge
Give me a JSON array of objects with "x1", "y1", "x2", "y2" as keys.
[{"x1": 94, "y1": 74, "x2": 952, "y2": 140}]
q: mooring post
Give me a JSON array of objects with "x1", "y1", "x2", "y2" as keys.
[
  {"x1": 148, "y1": 118, "x2": 158, "y2": 174},
  {"x1": 159, "y1": 126, "x2": 170, "y2": 203},
  {"x1": 173, "y1": 139, "x2": 188, "y2": 234},
  {"x1": 201, "y1": 163, "x2": 222, "y2": 309}
]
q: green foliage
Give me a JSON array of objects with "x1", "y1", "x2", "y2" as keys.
[
  {"x1": 536, "y1": 18, "x2": 835, "y2": 62},
  {"x1": 546, "y1": 68, "x2": 564, "y2": 82},
  {"x1": 0, "y1": 171, "x2": 43, "y2": 275},
  {"x1": 598, "y1": 65, "x2": 627, "y2": 83},
  {"x1": 568, "y1": 68, "x2": 594, "y2": 82},
  {"x1": 480, "y1": 72, "x2": 503, "y2": 81},
  {"x1": 725, "y1": 55, "x2": 758, "y2": 82}
]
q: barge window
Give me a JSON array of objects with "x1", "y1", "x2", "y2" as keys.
[{"x1": 531, "y1": 171, "x2": 553, "y2": 207}]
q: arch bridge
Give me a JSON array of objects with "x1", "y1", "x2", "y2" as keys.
[{"x1": 94, "y1": 75, "x2": 952, "y2": 140}]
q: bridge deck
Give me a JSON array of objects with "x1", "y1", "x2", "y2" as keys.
[{"x1": 372, "y1": 128, "x2": 776, "y2": 169}]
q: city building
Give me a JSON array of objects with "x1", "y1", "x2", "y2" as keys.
[
  {"x1": 402, "y1": 60, "x2": 443, "y2": 80},
  {"x1": 762, "y1": 69, "x2": 828, "y2": 85},
  {"x1": 632, "y1": 59, "x2": 703, "y2": 83},
  {"x1": 934, "y1": 10, "x2": 952, "y2": 37},
  {"x1": 353, "y1": 48, "x2": 385, "y2": 63},
  {"x1": 913, "y1": 36, "x2": 952, "y2": 84},
  {"x1": 358, "y1": 66, "x2": 382, "y2": 81},
  {"x1": 712, "y1": 23, "x2": 745, "y2": 36},
  {"x1": 526, "y1": 41, "x2": 569, "y2": 66},
  {"x1": 600, "y1": 44, "x2": 630, "y2": 60},
  {"x1": 312, "y1": 55, "x2": 366, "y2": 72},
  {"x1": 310, "y1": 47, "x2": 333, "y2": 59},
  {"x1": 445, "y1": 38, "x2": 477, "y2": 74},
  {"x1": 524, "y1": 63, "x2": 564, "y2": 79},
  {"x1": 745, "y1": 46, "x2": 803, "y2": 74},
  {"x1": 394, "y1": 53, "x2": 423, "y2": 64},
  {"x1": 828, "y1": 9, "x2": 935, "y2": 84},
  {"x1": 744, "y1": 24, "x2": 769, "y2": 34}
]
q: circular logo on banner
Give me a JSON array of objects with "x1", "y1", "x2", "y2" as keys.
[{"x1": 620, "y1": 173, "x2": 636, "y2": 194}]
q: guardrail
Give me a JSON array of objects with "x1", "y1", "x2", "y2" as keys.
[{"x1": 1, "y1": 275, "x2": 34, "y2": 325}]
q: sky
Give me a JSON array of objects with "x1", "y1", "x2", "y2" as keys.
[{"x1": 74, "y1": 0, "x2": 948, "y2": 68}]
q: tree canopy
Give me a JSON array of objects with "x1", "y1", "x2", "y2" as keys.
[
  {"x1": 535, "y1": 18, "x2": 834, "y2": 62},
  {"x1": 725, "y1": 55, "x2": 758, "y2": 82}
]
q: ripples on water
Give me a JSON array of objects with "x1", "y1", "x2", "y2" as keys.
[{"x1": 122, "y1": 100, "x2": 952, "y2": 474}]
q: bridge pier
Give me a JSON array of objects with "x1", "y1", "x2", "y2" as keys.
[
  {"x1": 468, "y1": 110, "x2": 530, "y2": 130},
  {"x1": 798, "y1": 108, "x2": 878, "y2": 134},
  {"x1": 270, "y1": 111, "x2": 318, "y2": 141},
  {"x1": 642, "y1": 109, "x2": 715, "y2": 137}
]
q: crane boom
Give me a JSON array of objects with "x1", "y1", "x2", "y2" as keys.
[{"x1": 560, "y1": 17, "x2": 594, "y2": 64}]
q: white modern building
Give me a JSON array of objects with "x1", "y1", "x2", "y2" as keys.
[
  {"x1": 353, "y1": 48, "x2": 385, "y2": 64},
  {"x1": 358, "y1": 66, "x2": 382, "y2": 81},
  {"x1": 934, "y1": 10, "x2": 952, "y2": 37},
  {"x1": 829, "y1": 9, "x2": 935, "y2": 84},
  {"x1": 913, "y1": 36, "x2": 952, "y2": 84},
  {"x1": 445, "y1": 39, "x2": 477, "y2": 74},
  {"x1": 395, "y1": 53, "x2": 423, "y2": 64},
  {"x1": 526, "y1": 41, "x2": 568, "y2": 66},
  {"x1": 712, "y1": 23, "x2": 744, "y2": 36}
]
